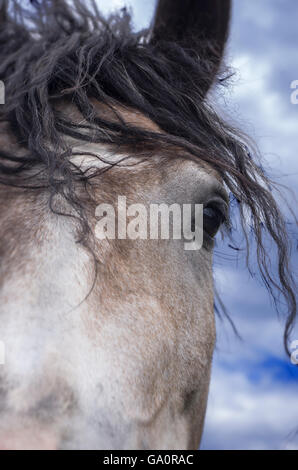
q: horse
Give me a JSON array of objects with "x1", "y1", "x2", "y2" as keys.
[{"x1": 0, "y1": 0, "x2": 296, "y2": 449}]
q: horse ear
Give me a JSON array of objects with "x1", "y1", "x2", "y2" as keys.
[{"x1": 150, "y1": 0, "x2": 231, "y2": 96}]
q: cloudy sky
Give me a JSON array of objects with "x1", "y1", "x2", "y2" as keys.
[
  {"x1": 203, "y1": 0, "x2": 298, "y2": 450},
  {"x1": 98, "y1": 0, "x2": 298, "y2": 449}
]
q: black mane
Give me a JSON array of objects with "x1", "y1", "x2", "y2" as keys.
[{"x1": 0, "y1": 0, "x2": 296, "y2": 353}]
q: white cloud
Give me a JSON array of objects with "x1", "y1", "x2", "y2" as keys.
[{"x1": 202, "y1": 364, "x2": 298, "y2": 450}]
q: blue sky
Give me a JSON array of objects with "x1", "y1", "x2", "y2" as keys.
[{"x1": 97, "y1": 0, "x2": 298, "y2": 449}]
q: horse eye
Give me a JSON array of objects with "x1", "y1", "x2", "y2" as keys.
[{"x1": 203, "y1": 205, "x2": 225, "y2": 238}]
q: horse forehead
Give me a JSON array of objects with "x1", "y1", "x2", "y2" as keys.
[
  {"x1": 56, "y1": 100, "x2": 224, "y2": 184},
  {"x1": 1, "y1": 100, "x2": 223, "y2": 186},
  {"x1": 90, "y1": 99, "x2": 162, "y2": 132},
  {"x1": 55, "y1": 98, "x2": 161, "y2": 133},
  {"x1": 89, "y1": 99, "x2": 224, "y2": 182}
]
